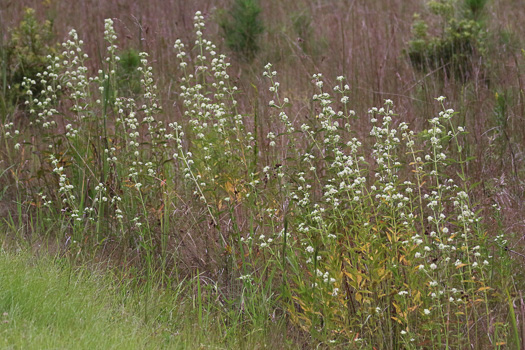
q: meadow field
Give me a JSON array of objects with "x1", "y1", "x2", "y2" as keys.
[{"x1": 1, "y1": 0, "x2": 525, "y2": 348}]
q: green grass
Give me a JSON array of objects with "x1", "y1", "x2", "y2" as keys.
[
  {"x1": 0, "y1": 249, "x2": 296, "y2": 349},
  {"x1": 0, "y1": 251, "x2": 166, "y2": 349}
]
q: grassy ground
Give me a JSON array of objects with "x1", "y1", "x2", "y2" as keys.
[
  {"x1": 0, "y1": 251, "x2": 164, "y2": 349},
  {"x1": 0, "y1": 249, "x2": 297, "y2": 349},
  {"x1": 0, "y1": 251, "x2": 298, "y2": 349}
]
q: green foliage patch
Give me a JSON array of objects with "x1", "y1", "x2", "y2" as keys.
[
  {"x1": 218, "y1": 0, "x2": 264, "y2": 62},
  {"x1": 407, "y1": 0, "x2": 489, "y2": 81},
  {"x1": 0, "y1": 8, "x2": 56, "y2": 117}
]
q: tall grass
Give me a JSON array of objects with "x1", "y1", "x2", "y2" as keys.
[{"x1": 0, "y1": 11, "x2": 519, "y2": 348}]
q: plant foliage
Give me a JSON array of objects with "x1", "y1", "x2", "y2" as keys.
[
  {"x1": 0, "y1": 8, "x2": 55, "y2": 116},
  {"x1": 218, "y1": 0, "x2": 264, "y2": 62},
  {"x1": 407, "y1": 0, "x2": 488, "y2": 81}
]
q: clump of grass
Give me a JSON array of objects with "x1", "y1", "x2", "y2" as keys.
[
  {"x1": 1, "y1": 10, "x2": 516, "y2": 348},
  {"x1": 291, "y1": 10, "x2": 326, "y2": 56}
]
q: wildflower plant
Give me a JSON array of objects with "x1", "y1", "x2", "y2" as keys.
[
  {"x1": 5, "y1": 18, "x2": 173, "y2": 267},
  {"x1": 256, "y1": 72, "x2": 504, "y2": 347}
]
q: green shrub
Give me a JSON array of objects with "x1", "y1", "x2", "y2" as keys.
[
  {"x1": 0, "y1": 8, "x2": 56, "y2": 117},
  {"x1": 218, "y1": 0, "x2": 264, "y2": 62},
  {"x1": 464, "y1": 0, "x2": 489, "y2": 20},
  {"x1": 116, "y1": 48, "x2": 141, "y2": 96},
  {"x1": 407, "y1": 0, "x2": 488, "y2": 81}
]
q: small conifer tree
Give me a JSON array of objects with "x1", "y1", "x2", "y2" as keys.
[{"x1": 218, "y1": 0, "x2": 264, "y2": 62}]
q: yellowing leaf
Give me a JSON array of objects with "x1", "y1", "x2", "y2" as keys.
[
  {"x1": 343, "y1": 271, "x2": 355, "y2": 282},
  {"x1": 355, "y1": 293, "x2": 363, "y2": 303},
  {"x1": 357, "y1": 274, "x2": 363, "y2": 287},
  {"x1": 392, "y1": 302, "x2": 402, "y2": 314},
  {"x1": 391, "y1": 316, "x2": 404, "y2": 325}
]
